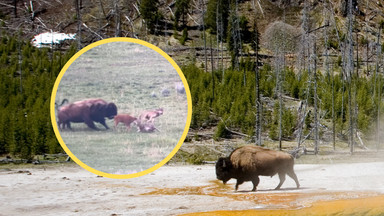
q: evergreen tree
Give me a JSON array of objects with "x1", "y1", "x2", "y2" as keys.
[
  {"x1": 140, "y1": 0, "x2": 162, "y2": 34},
  {"x1": 174, "y1": 0, "x2": 190, "y2": 29}
]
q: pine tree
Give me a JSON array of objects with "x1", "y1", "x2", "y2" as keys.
[
  {"x1": 140, "y1": 0, "x2": 162, "y2": 34},
  {"x1": 174, "y1": 0, "x2": 190, "y2": 29}
]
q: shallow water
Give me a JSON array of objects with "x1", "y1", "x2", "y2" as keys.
[
  {"x1": 142, "y1": 180, "x2": 384, "y2": 215},
  {"x1": 181, "y1": 195, "x2": 384, "y2": 216}
]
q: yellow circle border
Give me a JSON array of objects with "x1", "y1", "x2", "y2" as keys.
[{"x1": 50, "y1": 37, "x2": 192, "y2": 179}]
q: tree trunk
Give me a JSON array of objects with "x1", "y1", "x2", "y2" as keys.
[
  {"x1": 346, "y1": 0, "x2": 354, "y2": 154},
  {"x1": 254, "y1": 21, "x2": 261, "y2": 146},
  {"x1": 313, "y1": 42, "x2": 319, "y2": 154},
  {"x1": 114, "y1": 0, "x2": 121, "y2": 37},
  {"x1": 200, "y1": 0, "x2": 207, "y2": 72},
  {"x1": 74, "y1": 0, "x2": 82, "y2": 50},
  {"x1": 375, "y1": 25, "x2": 382, "y2": 150}
]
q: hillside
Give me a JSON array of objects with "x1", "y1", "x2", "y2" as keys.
[
  {"x1": 1, "y1": 0, "x2": 384, "y2": 66},
  {"x1": 1, "y1": 0, "x2": 384, "y2": 159}
]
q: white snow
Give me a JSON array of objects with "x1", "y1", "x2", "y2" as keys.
[{"x1": 31, "y1": 31, "x2": 76, "y2": 48}]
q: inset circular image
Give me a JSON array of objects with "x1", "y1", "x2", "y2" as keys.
[{"x1": 51, "y1": 38, "x2": 191, "y2": 178}]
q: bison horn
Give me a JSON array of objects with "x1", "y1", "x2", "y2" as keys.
[{"x1": 222, "y1": 159, "x2": 226, "y2": 168}]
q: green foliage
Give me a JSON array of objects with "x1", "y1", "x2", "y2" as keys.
[
  {"x1": 239, "y1": 16, "x2": 251, "y2": 43},
  {"x1": 269, "y1": 102, "x2": 297, "y2": 140},
  {"x1": 205, "y1": 0, "x2": 230, "y2": 38},
  {"x1": 0, "y1": 34, "x2": 75, "y2": 158},
  {"x1": 179, "y1": 28, "x2": 188, "y2": 45},
  {"x1": 140, "y1": 0, "x2": 162, "y2": 34},
  {"x1": 327, "y1": 38, "x2": 339, "y2": 50},
  {"x1": 174, "y1": 0, "x2": 190, "y2": 29},
  {"x1": 184, "y1": 60, "x2": 383, "y2": 142},
  {"x1": 214, "y1": 121, "x2": 230, "y2": 140}
]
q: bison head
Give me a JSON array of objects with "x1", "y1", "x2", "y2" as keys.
[
  {"x1": 215, "y1": 157, "x2": 232, "y2": 184},
  {"x1": 90, "y1": 102, "x2": 117, "y2": 119},
  {"x1": 105, "y1": 102, "x2": 118, "y2": 119}
]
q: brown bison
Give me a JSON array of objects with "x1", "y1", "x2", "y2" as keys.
[
  {"x1": 57, "y1": 99, "x2": 117, "y2": 130},
  {"x1": 216, "y1": 145, "x2": 300, "y2": 191},
  {"x1": 114, "y1": 114, "x2": 137, "y2": 131}
]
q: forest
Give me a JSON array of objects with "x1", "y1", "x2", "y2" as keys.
[
  {"x1": 1, "y1": 0, "x2": 384, "y2": 159},
  {"x1": 0, "y1": 34, "x2": 76, "y2": 159}
]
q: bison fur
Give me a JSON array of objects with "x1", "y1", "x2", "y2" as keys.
[
  {"x1": 216, "y1": 145, "x2": 300, "y2": 191},
  {"x1": 57, "y1": 99, "x2": 117, "y2": 130}
]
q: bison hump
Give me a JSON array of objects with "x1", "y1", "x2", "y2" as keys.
[{"x1": 229, "y1": 145, "x2": 294, "y2": 172}]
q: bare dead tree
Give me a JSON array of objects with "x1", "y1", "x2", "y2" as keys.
[
  {"x1": 210, "y1": 35, "x2": 215, "y2": 101},
  {"x1": 323, "y1": 0, "x2": 335, "y2": 150},
  {"x1": 74, "y1": 0, "x2": 82, "y2": 50},
  {"x1": 227, "y1": 0, "x2": 242, "y2": 72},
  {"x1": 114, "y1": 0, "x2": 121, "y2": 37},
  {"x1": 297, "y1": 0, "x2": 310, "y2": 148},
  {"x1": 312, "y1": 41, "x2": 319, "y2": 154},
  {"x1": 253, "y1": 18, "x2": 262, "y2": 146},
  {"x1": 374, "y1": 22, "x2": 382, "y2": 150},
  {"x1": 200, "y1": 0, "x2": 207, "y2": 72},
  {"x1": 98, "y1": 0, "x2": 106, "y2": 19},
  {"x1": 346, "y1": 0, "x2": 355, "y2": 154}
]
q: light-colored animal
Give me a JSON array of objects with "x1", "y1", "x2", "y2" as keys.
[
  {"x1": 138, "y1": 108, "x2": 163, "y2": 123},
  {"x1": 136, "y1": 121, "x2": 159, "y2": 133},
  {"x1": 175, "y1": 82, "x2": 185, "y2": 94},
  {"x1": 216, "y1": 145, "x2": 300, "y2": 191},
  {"x1": 114, "y1": 114, "x2": 137, "y2": 131},
  {"x1": 161, "y1": 89, "x2": 170, "y2": 97}
]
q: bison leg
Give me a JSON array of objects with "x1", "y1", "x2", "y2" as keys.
[
  {"x1": 66, "y1": 122, "x2": 72, "y2": 130},
  {"x1": 235, "y1": 179, "x2": 244, "y2": 191},
  {"x1": 98, "y1": 119, "x2": 109, "y2": 130},
  {"x1": 287, "y1": 170, "x2": 300, "y2": 189},
  {"x1": 275, "y1": 173, "x2": 286, "y2": 190},
  {"x1": 251, "y1": 176, "x2": 260, "y2": 191},
  {"x1": 84, "y1": 118, "x2": 98, "y2": 130}
]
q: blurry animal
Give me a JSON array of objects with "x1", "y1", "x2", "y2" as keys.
[
  {"x1": 175, "y1": 82, "x2": 185, "y2": 94},
  {"x1": 55, "y1": 99, "x2": 69, "y2": 113},
  {"x1": 138, "y1": 108, "x2": 163, "y2": 123},
  {"x1": 57, "y1": 98, "x2": 117, "y2": 130},
  {"x1": 216, "y1": 145, "x2": 300, "y2": 191},
  {"x1": 151, "y1": 91, "x2": 157, "y2": 98},
  {"x1": 114, "y1": 114, "x2": 137, "y2": 131},
  {"x1": 161, "y1": 89, "x2": 170, "y2": 97},
  {"x1": 136, "y1": 121, "x2": 159, "y2": 133}
]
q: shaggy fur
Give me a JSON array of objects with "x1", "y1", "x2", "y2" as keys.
[
  {"x1": 57, "y1": 99, "x2": 117, "y2": 130},
  {"x1": 216, "y1": 145, "x2": 300, "y2": 191}
]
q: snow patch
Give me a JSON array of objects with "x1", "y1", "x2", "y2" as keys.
[{"x1": 31, "y1": 31, "x2": 76, "y2": 48}]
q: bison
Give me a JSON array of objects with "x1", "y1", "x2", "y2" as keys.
[
  {"x1": 216, "y1": 145, "x2": 300, "y2": 191},
  {"x1": 57, "y1": 98, "x2": 117, "y2": 130}
]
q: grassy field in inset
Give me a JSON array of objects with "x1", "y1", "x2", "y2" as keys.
[{"x1": 55, "y1": 42, "x2": 188, "y2": 174}]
